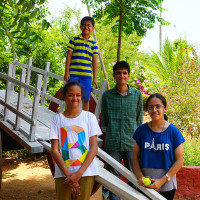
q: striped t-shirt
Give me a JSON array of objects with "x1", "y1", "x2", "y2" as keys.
[{"x1": 67, "y1": 34, "x2": 98, "y2": 78}]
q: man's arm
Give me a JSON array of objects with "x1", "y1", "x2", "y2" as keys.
[
  {"x1": 92, "y1": 55, "x2": 98, "y2": 89},
  {"x1": 136, "y1": 92, "x2": 143, "y2": 126},
  {"x1": 64, "y1": 50, "x2": 73, "y2": 81}
]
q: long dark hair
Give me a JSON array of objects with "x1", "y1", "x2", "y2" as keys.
[
  {"x1": 62, "y1": 81, "x2": 82, "y2": 97},
  {"x1": 146, "y1": 93, "x2": 168, "y2": 121}
]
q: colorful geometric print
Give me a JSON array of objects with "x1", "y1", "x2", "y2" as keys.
[{"x1": 60, "y1": 125, "x2": 88, "y2": 167}]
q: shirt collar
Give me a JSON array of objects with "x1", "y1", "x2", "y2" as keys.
[
  {"x1": 113, "y1": 84, "x2": 133, "y2": 95},
  {"x1": 78, "y1": 33, "x2": 93, "y2": 41}
]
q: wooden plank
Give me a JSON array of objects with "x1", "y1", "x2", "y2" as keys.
[
  {"x1": 44, "y1": 93, "x2": 64, "y2": 105},
  {"x1": 94, "y1": 79, "x2": 107, "y2": 120},
  {"x1": 14, "y1": 59, "x2": 45, "y2": 76},
  {"x1": 47, "y1": 72, "x2": 64, "y2": 81},
  {"x1": 30, "y1": 66, "x2": 45, "y2": 75},
  {"x1": 15, "y1": 69, "x2": 26, "y2": 130},
  {"x1": 0, "y1": 91, "x2": 54, "y2": 141},
  {"x1": 11, "y1": 59, "x2": 17, "y2": 91},
  {"x1": 25, "y1": 57, "x2": 32, "y2": 97},
  {"x1": 4, "y1": 64, "x2": 12, "y2": 121},
  {"x1": 97, "y1": 148, "x2": 166, "y2": 200},
  {"x1": 40, "y1": 62, "x2": 50, "y2": 107},
  {"x1": 0, "y1": 99, "x2": 35, "y2": 125},
  {"x1": 91, "y1": 88, "x2": 100, "y2": 95},
  {"x1": 0, "y1": 72, "x2": 39, "y2": 94},
  {"x1": 59, "y1": 101, "x2": 65, "y2": 113},
  {"x1": 96, "y1": 167, "x2": 149, "y2": 200},
  {"x1": 14, "y1": 61, "x2": 28, "y2": 69},
  {"x1": 29, "y1": 74, "x2": 42, "y2": 141},
  {"x1": 0, "y1": 121, "x2": 43, "y2": 153}
]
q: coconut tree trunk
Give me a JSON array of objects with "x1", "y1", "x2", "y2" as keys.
[{"x1": 117, "y1": 5, "x2": 123, "y2": 62}]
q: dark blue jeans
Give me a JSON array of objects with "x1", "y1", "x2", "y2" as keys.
[{"x1": 106, "y1": 151, "x2": 134, "y2": 200}]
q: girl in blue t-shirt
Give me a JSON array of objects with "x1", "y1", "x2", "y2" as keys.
[{"x1": 133, "y1": 93, "x2": 185, "y2": 200}]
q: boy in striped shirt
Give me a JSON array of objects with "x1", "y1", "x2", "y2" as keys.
[{"x1": 64, "y1": 16, "x2": 98, "y2": 111}]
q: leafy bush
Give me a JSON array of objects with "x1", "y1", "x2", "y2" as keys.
[
  {"x1": 142, "y1": 38, "x2": 200, "y2": 138},
  {"x1": 183, "y1": 132, "x2": 200, "y2": 166}
]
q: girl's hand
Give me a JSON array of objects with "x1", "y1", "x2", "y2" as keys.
[
  {"x1": 146, "y1": 178, "x2": 163, "y2": 190},
  {"x1": 69, "y1": 182, "x2": 80, "y2": 196},
  {"x1": 64, "y1": 171, "x2": 82, "y2": 185},
  {"x1": 137, "y1": 176, "x2": 146, "y2": 187}
]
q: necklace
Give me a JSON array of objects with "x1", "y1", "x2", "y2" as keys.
[{"x1": 149, "y1": 121, "x2": 165, "y2": 153}]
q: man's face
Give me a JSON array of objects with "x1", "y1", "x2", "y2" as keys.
[{"x1": 113, "y1": 68, "x2": 130, "y2": 86}]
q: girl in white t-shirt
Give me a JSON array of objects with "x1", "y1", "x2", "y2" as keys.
[{"x1": 50, "y1": 81, "x2": 102, "y2": 200}]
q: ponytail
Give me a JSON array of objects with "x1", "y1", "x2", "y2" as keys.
[{"x1": 164, "y1": 114, "x2": 168, "y2": 121}]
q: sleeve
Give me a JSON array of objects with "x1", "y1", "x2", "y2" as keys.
[
  {"x1": 49, "y1": 115, "x2": 59, "y2": 140},
  {"x1": 101, "y1": 93, "x2": 108, "y2": 129},
  {"x1": 136, "y1": 91, "x2": 143, "y2": 126},
  {"x1": 172, "y1": 125, "x2": 185, "y2": 150},
  {"x1": 88, "y1": 113, "x2": 102, "y2": 137},
  {"x1": 67, "y1": 37, "x2": 75, "y2": 51},
  {"x1": 133, "y1": 125, "x2": 142, "y2": 147},
  {"x1": 93, "y1": 42, "x2": 98, "y2": 55}
]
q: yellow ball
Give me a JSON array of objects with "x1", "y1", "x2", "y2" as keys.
[{"x1": 144, "y1": 177, "x2": 151, "y2": 186}]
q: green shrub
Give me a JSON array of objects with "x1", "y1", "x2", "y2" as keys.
[{"x1": 183, "y1": 132, "x2": 200, "y2": 166}]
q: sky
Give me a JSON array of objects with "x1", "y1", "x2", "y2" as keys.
[{"x1": 48, "y1": 0, "x2": 200, "y2": 53}]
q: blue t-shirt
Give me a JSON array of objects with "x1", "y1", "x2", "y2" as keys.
[{"x1": 133, "y1": 123, "x2": 185, "y2": 170}]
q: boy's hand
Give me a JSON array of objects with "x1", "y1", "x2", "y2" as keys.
[
  {"x1": 93, "y1": 79, "x2": 98, "y2": 89},
  {"x1": 64, "y1": 72, "x2": 70, "y2": 81}
]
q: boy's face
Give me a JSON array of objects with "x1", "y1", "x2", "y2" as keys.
[
  {"x1": 80, "y1": 20, "x2": 94, "y2": 36},
  {"x1": 113, "y1": 68, "x2": 130, "y2": 86}
]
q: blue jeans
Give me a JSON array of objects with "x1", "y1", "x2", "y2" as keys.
[{"x1": 106, "y1": 151, "x2": 134, "y2": 200}]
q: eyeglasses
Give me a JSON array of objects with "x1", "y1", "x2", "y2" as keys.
[{"x1": 147, "y1": 105, "x2": 165, "y2": 110}]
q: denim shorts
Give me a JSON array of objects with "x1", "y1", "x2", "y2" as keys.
[{"x1": 69, "y1": 76, "x2": 92, "y2": 101}]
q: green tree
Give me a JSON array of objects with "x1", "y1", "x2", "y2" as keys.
[
  {"x1": 0, "y1": 0, "x2": 50, "y2": 60},
  {"x1": 83, "y1": 0, "x2": 168, "y2": 61},
  {"x1": 17, "y1": 7, "x2": 81, "y2": 98},
  {"x1": 94, "y1": 18, "x2": 151, "y2": 88}
]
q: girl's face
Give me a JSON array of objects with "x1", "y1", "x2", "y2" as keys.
[
  {"x1": 147, "y1": 97, "x2": 167, "y2": 121},
  {"x1": 64, "y1": 85, "x2": 82, "y2": 107}
]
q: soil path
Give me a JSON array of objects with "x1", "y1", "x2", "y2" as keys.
[
  {"x1": 0, "y1": 157, "x2": 183, "y2": 200},
  {"x1": 0, "y1": 156, "x2": 101, "y2": 200}
]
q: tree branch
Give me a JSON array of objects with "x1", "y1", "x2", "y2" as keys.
[{"x1": 0, "y1": 0, "x2": 6, "y2": 22}]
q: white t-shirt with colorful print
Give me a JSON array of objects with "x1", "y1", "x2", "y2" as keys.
[{"x1": 49, "y1": 111, "x2": 102, "y2": 178}]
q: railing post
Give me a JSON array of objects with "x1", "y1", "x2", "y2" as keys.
[
  {"x1": 11, "y1": 59, "x2": 17, "y2": 91},
  {"x1": 40, "y1": 62, "x2": 50, "y2": 107},
  {"x1": 4, "y1": 64, "x2": 13, "y2": 121},
  {"x1": 60, "y1": 101, "x2": 65, "y2": 113},
  {"x1": 29, "y1": 74, "x2": 42, "y2": 141},
  {"x1": 25, "y1": 57, "x2": 32, "y2": 98},
  {"x1": 15, "y1": 68, "x2": 26, "y2": 131},
  {"x1": 94, "y1": 79, "x2": 107, "y2": 120}
]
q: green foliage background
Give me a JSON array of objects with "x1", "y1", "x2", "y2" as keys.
[{"x1": 0, "y1": 2, "x2": 199, "y2": 166}]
